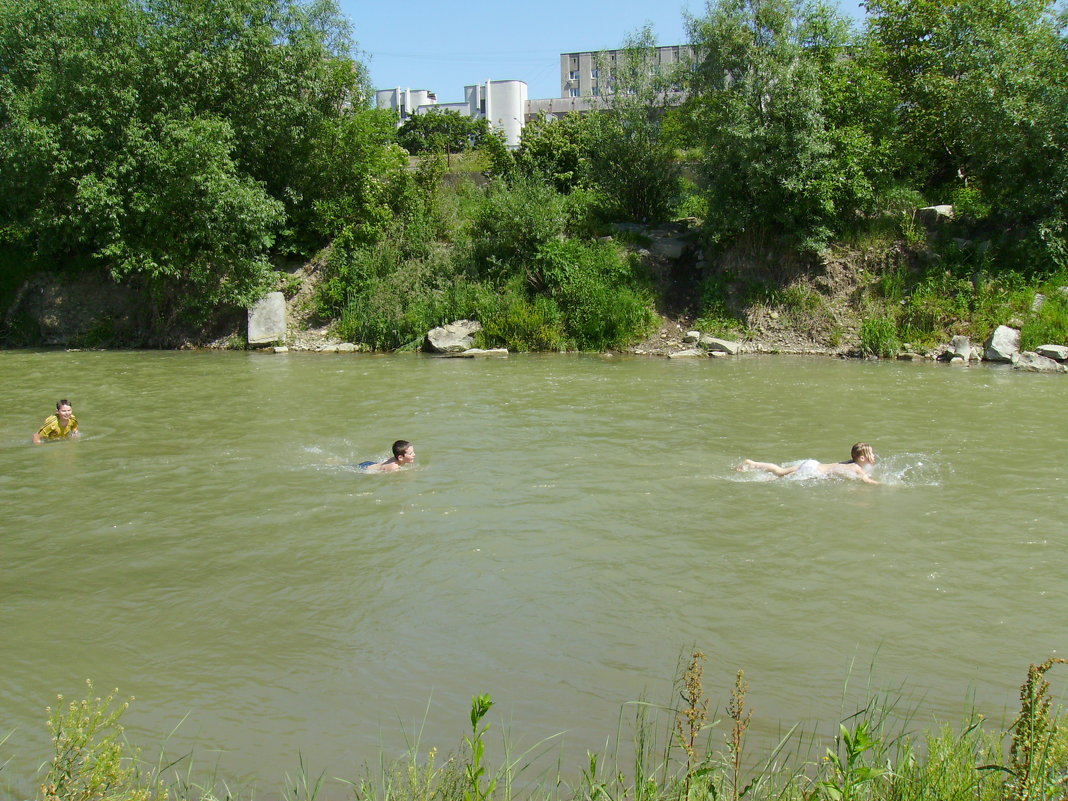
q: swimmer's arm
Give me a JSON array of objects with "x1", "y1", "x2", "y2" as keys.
[
  {"x1": 32, "y1": 422, "x2": 53, "y2": 443},
  {"x1": 852, "y1": 464, "x2": 880, "y2": 485}
]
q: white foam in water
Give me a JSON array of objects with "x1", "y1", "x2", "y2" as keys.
[{"x1": 875, "y1": 451, "x2": 942, "y2": 487}]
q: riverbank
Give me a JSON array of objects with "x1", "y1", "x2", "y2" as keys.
[{"x1": 5, "y1": 216, "x2": 1068, "y2": 364}]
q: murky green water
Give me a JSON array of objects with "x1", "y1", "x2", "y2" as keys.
[{"x1": 2, "y1": 350, "x2": 1065, "y2": 798}]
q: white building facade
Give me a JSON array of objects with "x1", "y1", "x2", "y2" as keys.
[
  {"x1": 375, "y1": 80, "x2": 528, "y2": 148},
  {"x1": 375, "y1": 45, "x2": 689, "y2": 148}
]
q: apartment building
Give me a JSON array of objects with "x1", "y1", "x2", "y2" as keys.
[{"x1": 558, "y1": 45, "x2": 693, "y2": 98}]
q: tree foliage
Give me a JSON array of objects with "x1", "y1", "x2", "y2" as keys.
[
  {"x1": 397, "y1": 109, "x2": 497, "y2": 155},
  {"x1": 0, "y1": 0, "x2": 394, "y2": 323},
  {"x1": 582, "y1": 27, "x2": 683, "y2": 223},
  {"x1": 867, "y1": 0, "x2": 1068, "y2": 258},
  {"x1": 685, "y1": 0, "x2": 882, "y2": 252}
]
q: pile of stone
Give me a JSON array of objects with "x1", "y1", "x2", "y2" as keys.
[
  {"x1": 424, "y1": 320, "x2": 507, "y2": 358},
  {"x1": 667, "y1": 332, "x2": 743, "y2": 359},
  {"x1": 924, "y1": 326, "x2": 1068, "y2": 372}
]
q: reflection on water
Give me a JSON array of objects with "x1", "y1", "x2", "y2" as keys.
[{"x1": 2, "y1": 350, "x2": 1066, "y2": 797}]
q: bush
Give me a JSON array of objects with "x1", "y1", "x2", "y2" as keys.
[
  {"x1": 40, "y1": 681, "x2": 163, "y2": 801},
  {"x1": 470, "y1": 179, "x2": 570, "y2": 279},
  {"x1": 320, "y1": 176, "x2": 654, "y2": 353},
  {"x1": 333, "y1": 249, "x2": 475, "y2": 350},
  {"x1": 512, "y1": 113, "x2": 589, "y2": 193},
  {"x1": 478, "y1": 280, "x2": 568, "y2": 352},
  {"x1": 536, "y1": 238, "x2": 656, "y2": 350}
]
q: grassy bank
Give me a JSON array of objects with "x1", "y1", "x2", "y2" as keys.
[
  {"x1": 16, "y1": 655, "x2": 1068, "y2": 801},
  {"x1": 287, "y1": 170, "x2": 1068, "y2": 358}
]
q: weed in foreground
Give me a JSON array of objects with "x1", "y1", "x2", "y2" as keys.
[
  {"x1": 675, "y1": 651, "x2": 711, "y2": 801},
  {"x1": 40, "y1": 680, "x2": 163, "y2": 801},
  {"x1": 817, "y1": 721, "x2": 887, "y2": 801},
  {"x1": 26, "y1": 657, "x2": 1068, "y2": 801},
  {"x1": 726, "y1": 670, "x2": 751, "y2": 801},
  {"x1": 1006, "y1": 658, "x2": 1068, "y2": 801},
  {"x1": 464, "y1": 694, "x2": 497, "y2": 801}
]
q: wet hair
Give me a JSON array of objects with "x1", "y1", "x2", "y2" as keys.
[
  {"x1": 56, "y1": 399, "x2": 71, "y2": 410},
  {"x1": 392, "y1": 440, "x2": 412, "y2": 458},
  {"x1": 851, "y1": 442, "x2": 875, "y2": 463}
]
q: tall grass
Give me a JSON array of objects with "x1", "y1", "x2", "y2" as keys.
[
  {"x1": 16, "y1": 657, "x2": 1068, "y2": 801},
  {"x1": 866, "y1": 244, "x2": 1043, "y2": 351},
  {"x1": 1020, "y1": 281, "x2": 1068, "y2": 351}
]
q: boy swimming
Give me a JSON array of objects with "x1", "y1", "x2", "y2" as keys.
[
  {"x1": 736, "y1": 443, "x2": 879, "y2": 485},
  {"x1": 360, "y1": 440, "x2": 415, "y2": 473}
]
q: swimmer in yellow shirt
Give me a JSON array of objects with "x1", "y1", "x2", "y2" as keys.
[{"x1": 33, "y1": 399, "x2": 80, "y2": 443}]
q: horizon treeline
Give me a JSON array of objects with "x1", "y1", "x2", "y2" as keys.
[{"x1": 2, "y1": 0, "x2": 1068, "y2": 347}]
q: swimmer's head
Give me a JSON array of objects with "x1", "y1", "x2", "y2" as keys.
[
  {"x1": 55, "y1": 399, "x2": 73, "y2": 424},
  {"x1": 392, "y1": 440, "x2": 415, "y2": 465},
  {"x1": 851, "y1": 442, "x2": 876, "y2": 466}
]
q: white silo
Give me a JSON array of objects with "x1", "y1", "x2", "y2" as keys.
[{"x1": 486, "y1": 80, "x2": 528, "y2": 148}]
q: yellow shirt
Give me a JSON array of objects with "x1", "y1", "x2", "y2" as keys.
[{"x1": 37, "y1": 414, "x2": 78, "y2": 440}]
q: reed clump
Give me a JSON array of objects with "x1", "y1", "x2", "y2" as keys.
[{"x1": 17, "y1": 655, "x2": 1068, "y2": 801}]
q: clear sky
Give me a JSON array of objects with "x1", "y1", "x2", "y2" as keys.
[{"x1": 341, "y1": 0, "x2": 868, "y2": 104}]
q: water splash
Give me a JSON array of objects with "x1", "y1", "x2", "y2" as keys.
[
  {"x1": 729, "y1": 452, "x2": 941, "y2": 486},
  {"x1": 875, "y1": 452, "x2": 942, "y2": 487}
]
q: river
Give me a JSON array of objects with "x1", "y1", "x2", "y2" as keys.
[{"x1": 2, "y1": 350, "x2": 1065, "y2": 798}]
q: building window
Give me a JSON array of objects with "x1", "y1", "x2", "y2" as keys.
[
  {"x1": 591, "y1": 68, "x2": 599, "y2": 78},
  {"x1": 592, "y1": 87, "x2": 600, "y2": 96},
  {"x1": 569, "y1": 70, "x2": 579, "y2": 80},
  {"x1": 569, "y1": 87, "x2": 580, "y2": 97}
]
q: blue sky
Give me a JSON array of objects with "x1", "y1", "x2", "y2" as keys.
[{"x1": 341, "y1": 0, "x2": 868, "y2": 103}]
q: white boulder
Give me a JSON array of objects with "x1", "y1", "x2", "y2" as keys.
[{"x1": 983, "y1": 325, "x2": 1021, "y2": 362}]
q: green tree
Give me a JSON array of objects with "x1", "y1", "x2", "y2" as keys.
[
  {"x1": 685, "y1": 0, "x2": 878, "y2": 251},
  {"x1": 136, "y1": 0, "x2": 373, "y2": 242},
  {"x1": 397, "y1": 109, "x2": 495, "y2": 155},
  {"x1": 581, "y1": 26, "x2": 682, "y2": 223},
  {"x1": 867, "y1": 0, "x2": 1068, "y2": 262},
  {"x1": 0, "y1": 0, "x2": 391, "y2": 327}
]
